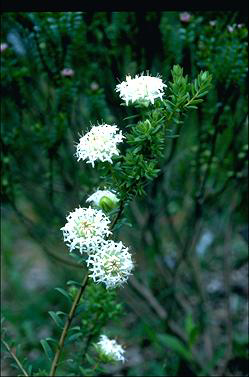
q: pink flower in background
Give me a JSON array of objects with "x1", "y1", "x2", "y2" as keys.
[
  {"x1": 179, "y1": 12, "x2": 191, "y2": 23},
  {"x1": 227, "y1": 25, "x2": 234, "y2": 33},
  {"x1": 61, "y1": 68, "x2": 74, "y2": 77},
  {"x1": 237, "y1": 24, "x2": 243, "y2": 28},
  {"x1": 0, "y1": 43, "x2": 8, "y2": 52}
]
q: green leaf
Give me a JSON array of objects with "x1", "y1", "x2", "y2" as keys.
[
  {"x1": 56, "y1": 311, "x2": 67, "y2": 317},
  {"x1": 45, "y1": 337, "x2": 58, "y2": 346},
  {"x1": 33, "y1": 368, "x2": 49, "y2": 376},
  {"x1": 85, "y1": 353, "x2": 96, "y2": 365},
  {"x1": 66, "y1": 280, "x2": 83, "y2": 287},
  {"x1": 157, "y1": 334, "x2": 192, "y2": 361},
  {"x1": 79, "y1": 366, "x2": 95, "y2": 376},
  {"x1": 133, "y1": 146, "x2": 142, "y2": 154},
  {"x1": 75, "y1": 303, "x2": 86, "y2": 315},
  {"x1": 191, "y1": 84, "x2": 195, "y2": 95},
  {"x1": 68, "y1": 326, "x2": 81, "y2": 333},
  {"x1": 166, "y1": 134, "x2": 179, "y2": 138},
  {"x1": 40, "y1": 339, "x2": 53, "y2": 360},
  {"x1": 27, "y1": 365, "x2": 33, "y2": 375},
  {"x1": 197, "y1": 90, "x2": 209, "y2": 97},
  {"x1": 64, "y1": 332, "x2": 82, "y2": 345},
  {"x1": 191, "y1": 99, "x2": 204, "y2": 104},
  {"x1": 54, "y1": 287, "x2": 72, "y2": 301},
  {"x1": 185, "y1": 314, "x2": 199, "y2": 346},
  {"x1": 48, "y1": 311, "x2": 64, "y2": 328},
  {"x1": 123, "y1": 114, "x2": 140, "y2": 121}
]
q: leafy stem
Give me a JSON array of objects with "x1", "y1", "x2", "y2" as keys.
[
  {"x1": 1, "y1": 338, "x2": 29, "y2": 377},
  {"x1": 184, "y1": 88, "x2": 203, "y2": 108},
  {"x1": 49, "y1": 272, "x2": 89, "y2": 376}
]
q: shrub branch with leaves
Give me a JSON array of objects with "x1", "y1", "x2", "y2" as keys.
[{"x1": 2, "y1": 66, "x2": 212, "y2": 376}]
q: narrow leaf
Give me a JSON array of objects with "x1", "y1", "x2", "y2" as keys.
[
  {"x1": 197, "y1": 90, "x2": 209, "y2": 98},
  {"x1": 123, "y1": 114, "x2": 140, "y2": 121},
  {"x1": 68, "y1": 326, "x2": 81, "y2": 332},
  {"x1": 64, "y1": 332, "x2": 82, "y2": 345},
  {"x1": 40, "y1": 339, "x2": 53, "y2": 360},
  {"x1": 48, "y1": 311, "x2": 64, "y2": 328},
  {"x1": 85, "y1": 353, "x2": 95, "y2": 365},
  {"x1": 45, "y1": 337, "x2": 58, "y2": 345},
  {"x1": 54, "y1": 287, "x2": 71, "y2": 301},
  {"x1": 66, "y1": 280, "x2": 82, "y2": 287}
]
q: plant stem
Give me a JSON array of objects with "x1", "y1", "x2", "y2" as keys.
[
  {"x1": 49, "y1": 272, "x2": 89, "y2": 376},
  {"x1": 184, "y1": 90, "x2": 201, "y2": 108},
  {"x1": 109, "y1": 200, "x2": 125, "y2": 231},
  {"x1": 1, "y1": 338, "x2": 29, "y2": 376}
]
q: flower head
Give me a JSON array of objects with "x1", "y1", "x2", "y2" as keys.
[
  {"x1": 95, "y1": 335, "x2": 125, "y2": 363},
  {"x1": 75, "y1": 124, "x2": 124, "y2": 167},
  {"x1": 180, "y1": 12, "x2": 191, "y2": 23},
  {"x1": 86, "y1": 189, "x2": 119, "y2": 211},
  {"x1": 86, "y1": 240, "x2": 134, "y2": 289},
  {"x1": 115, "y1": 73, "x2": 166, "y2": 106},
  {"x1": 61, "y1": 68, "x2": 74, "y2": 77},
  {"x1": 61, "y1": 207, "x2": 111, "y2": 253}
]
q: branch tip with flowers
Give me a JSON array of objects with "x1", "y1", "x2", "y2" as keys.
[{"x1": 2, "y1": 66, "x2": 212, "y2": 377}]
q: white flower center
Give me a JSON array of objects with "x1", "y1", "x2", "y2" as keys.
[
  {"x1": 103, "y1": 255, "x2": 121, "y2": 275},
  {"x1": 75, "y1": 219, "x2": 95, "y2": 237},
  {"x1": 89, "y1": 133, "x2": 109, "y2": 148}
]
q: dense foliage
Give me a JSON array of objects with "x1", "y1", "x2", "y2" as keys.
[{"x1": 1, "y1": 11, "x2": 248, "y2": 377}]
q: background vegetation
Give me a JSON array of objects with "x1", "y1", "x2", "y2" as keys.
[{"x1": 1, "y1": 11, "x2": 248, "y2": 376}]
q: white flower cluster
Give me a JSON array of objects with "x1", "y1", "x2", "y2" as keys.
[
  {"x1": 115, "y1": 73, "x2": 167, "y2": 105},
  {"x1": 62, "y1": 71, "x2": 166, "y2": 288},
  {"x1": 61, "y1": 192, "x2": 134, "y2": 289},
  {"x1": 75, "y1": 124, "x2": 124, "y2": 167},
  {"x1": 96, "y1": 335, "x2": 125, "y2": 363},
  {"x1": 61, "y1": 206, "x2": 111, "y2": 254},
  {"x1": 86, "y1": 240, "x2": 134, "y2": 289}
]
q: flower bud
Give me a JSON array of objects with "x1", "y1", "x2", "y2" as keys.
[
  {"x1": 99, "y1": 196, "x2": 118, "y2": 212},
  {"x1": 86, "y1": 190, "x2": 119, "y2": 212}
]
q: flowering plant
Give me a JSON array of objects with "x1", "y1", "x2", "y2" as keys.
[
  {"x1": 2, "y1": 11, "x2": 248, "y2": 377},
  {"x1": 2, "y1": 66, "x2": 212, "y2": 376},
  {"x1": 47, "y1": 67, "x2": 211, "y2": 375}
]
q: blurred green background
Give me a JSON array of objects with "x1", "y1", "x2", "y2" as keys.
[{"x1": 1, "y1": 11, "x2": 248, "y2": 376}]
